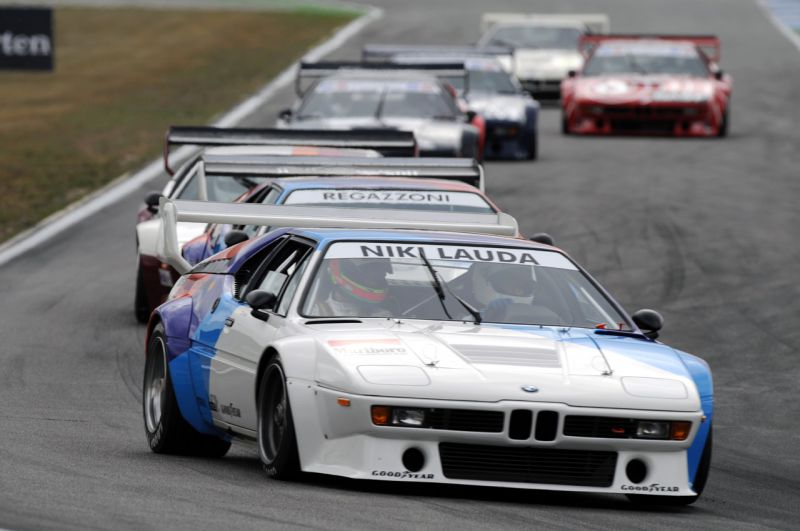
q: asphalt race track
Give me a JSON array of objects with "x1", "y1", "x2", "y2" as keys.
[{"x1": 1, "y1": 0, "x2": 799, "y2": 529}]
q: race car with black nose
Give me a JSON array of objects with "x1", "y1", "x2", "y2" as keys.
[
  {"x1": 134, "y1": 126, "x2": 415, "y2": 323},
  {"x1": 277, "y1": 62, "x2": 484, "y2": 159},
  {"x1": 561, "y1": 35, "x2": 732, "y2": 136},
  {"x1": 142, "y1": 200, "x2": 713, "y2": 506},
  {"x1": 362, "y1": 45, "x2": 540, "y2": 160},
  {"x1": 478, "y1": 13, "x2": 610, "y2": 99}
]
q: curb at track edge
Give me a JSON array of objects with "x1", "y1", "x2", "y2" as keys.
[{"x1": 0, "y1": 4, "x2": 383, "y2": 268}]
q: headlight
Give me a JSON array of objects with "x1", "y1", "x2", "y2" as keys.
[
  {"x1": 636, "y1": 421, "x2": 670, "y2": 439},
  {"x1": 371, "y1": 405, "x2": 426, "y2": 427}
]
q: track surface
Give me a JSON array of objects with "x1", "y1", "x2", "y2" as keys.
[{"x1": 1, "y1": 0, "x2": 799, "y2": 529}]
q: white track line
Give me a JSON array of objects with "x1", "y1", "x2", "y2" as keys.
[
  {"x1": 758, "y1": 0, "x2": 800, "y2": 54},
  {"x1": 0, "y1": 6, "x2": 382, "y2": 267}
]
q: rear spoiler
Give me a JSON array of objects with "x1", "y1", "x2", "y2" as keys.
[
  {"x1": 578, "y1": 34, "x2": 721, "y2": 62},
  {"x1": 362, "y1": 44, "x2": 513, "y2": 61},
  {"x1": 296, "y1": 61, "x2": 467, "y2": 96},
  {"x1": 163, "y1": 126, "x2": 417, "y2": 174},
  {"x1": 201, "y1": 155, "x2": 486, "y2": 191},
  {"x1": 480, "y1": 13, "x2": 610, "y2": 34},
  {"x1": 158, "y1": 199, "x2": 518, "y2": 274}
]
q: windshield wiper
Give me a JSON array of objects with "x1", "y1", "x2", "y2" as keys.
[
  {"x1": 419, "y1": 250, "x2": 482, "y2": 324},
  {"x1": 233, "y1": 176, "x2": 258, "y2": 188},
  {"x1": 374, "y1": 88, "x2": 388, "y2": 124}
]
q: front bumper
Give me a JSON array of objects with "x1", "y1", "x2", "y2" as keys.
[
  {"x1": 567, "y1": 103, "x2": 719, "y2": 137},
  {"x1": 483, "y1": 121, "x2": 533, "y2": 160},
  {"x1": 290, "y1": 382, "x2": 703, "y2": 496}
]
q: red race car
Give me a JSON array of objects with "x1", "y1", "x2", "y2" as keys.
[{"x1": 561, "y1": 34, "x2": 732, "y2": 137}]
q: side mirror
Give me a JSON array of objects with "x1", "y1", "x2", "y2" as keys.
[
  {"x1": 278, "y1": 108, "x2": 293, "y2": 122},
  {"x1": 465, "y1": 110, "x2": 478, "y2": 122},
  {"x1": 632, "y1": 309, "x2": 663, "y2": 340},
  {"x1": 245, "y1": 290, "x2": 277, "y2": 321},
  {"x1": 567, "y1": 70, "x2": 577, "y2": 78},
  {"x1": 144, "y1": 191, "x2": 163, "y2": 212},
  {"x1": 529, "y1": 233, "x2": 554, "y2": 246},
  {"x1": 714, "y1": 70, "x2": 724, "y2": 80},
  {"x1": 224, "y1": 229, "x2": 249, "y2": 248}
]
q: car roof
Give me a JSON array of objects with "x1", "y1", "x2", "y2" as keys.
[
  {"x1": 325, "y1": 70, "x2": 443, "y2": 83},
  {"x1": 289, "y1": 228, "x2": 544, "y2": 249},
  {"x1": 272, "y1": 176, "x2": 484, "y2": 194},
  {"x1": 201, "y1": 145, "x2": 382, "y2": 158}
]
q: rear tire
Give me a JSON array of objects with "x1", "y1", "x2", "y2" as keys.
[
  {"x1": 143, "y1": 323, "x2": 230, "y2": 457},
  {"x1": 627, "y1": 425, "x2": 712, "y2": 506},
  {"x1": 257, "y1": 356, "x2": 300, "y2": 480},
  {"x1": 134, "y1": 262, "x2": 150, "y2": 324}
]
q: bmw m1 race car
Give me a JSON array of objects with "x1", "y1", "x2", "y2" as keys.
[
  {"x1": 561, "y1": 35, "x2": 732, "y2": 136},
  {"x1": 362, "y1": 45, "x2": 540, "y2": 160},
  {"x1": 134, "y1": 127, "x2": 416, "y2": 323},
  {"x1": 142, "y1": 201, "x2": 713, "y2": 505},
  {"x1": 278, "y1": 62, "x2": 484, "y2": 159},
  {"x1": 478, "y1": 13, "x2": 610, "y2": 99}
]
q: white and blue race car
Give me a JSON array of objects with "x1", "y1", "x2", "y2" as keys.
[{"x1": 143, "y1": 202, "x2": 713, "y2": 505}]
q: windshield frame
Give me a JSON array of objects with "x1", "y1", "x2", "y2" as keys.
[{"x1": 294, "y1": 238, "x2": 634, "y2": 331}]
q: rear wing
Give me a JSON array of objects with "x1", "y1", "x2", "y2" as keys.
[
  {"x1": 578, "y1": 34, "x2": 721, "y2": 62},
  {"x1": 158, "y1": 199, "x2": 519, "y2": 274},
  {"x1": 480, "y1": 13, "x2": 610, "y2": 34},
  {"x1": 163, "y1": 126, "x2": 417, "y2": 174},
  {"x1": 201, "y1": 155, "x2": 486, "y2": 191},
  {"x1": 295, "y1": 61, "x2": 467, "y2": 96},
  {"x1": 362, "y1": 44, "x2": 513, "y2": 61}
]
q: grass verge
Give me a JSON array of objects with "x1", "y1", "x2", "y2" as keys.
[{"x1": 0, "y1": 6, "x2": 356, "y2": 243}]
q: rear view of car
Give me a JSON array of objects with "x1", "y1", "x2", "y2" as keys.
[{"x1": 561, "y1": 35, "x2": 732, "y2": 136}]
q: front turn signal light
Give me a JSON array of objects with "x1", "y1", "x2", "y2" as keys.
[
  {"x1": 371, "y1": 406, "x2": 390, "y2": 426},
  {"x1": 670, "y1": 421, "x2": 692, "y2": 441}
]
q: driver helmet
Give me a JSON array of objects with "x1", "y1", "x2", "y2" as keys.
[{"x1": 329, "y1": 258, "x2": 391, "y2": 305}]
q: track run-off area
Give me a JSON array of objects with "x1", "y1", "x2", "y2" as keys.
[{"x1": 1, "y1": 0, "x2": 799, "y2": 529}]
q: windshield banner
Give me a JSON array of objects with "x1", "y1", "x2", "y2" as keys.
[{"x1": 325, "y1": 242, "x2": 577, "y2": 269}]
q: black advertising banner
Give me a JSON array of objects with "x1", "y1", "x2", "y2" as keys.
[{"x1": 0, "y1": 7, "x2": 54, "y2": 71}]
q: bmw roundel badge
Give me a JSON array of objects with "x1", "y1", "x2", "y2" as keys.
[{"x1": 521, "y1": 385, "x2": 539, "y2": 393}]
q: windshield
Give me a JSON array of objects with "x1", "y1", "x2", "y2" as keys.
[
  {"x1": 483, "y1": 25, "x2": 582, "y2": 50},
  {"x1": 302, "y1": 242, "x2": 628, "y2": 329},
  {"x1": 283, "y1": 189, "x2": 495, "y2": 213},
  {"x1": 298, "y1": 79, "x2": 458, "y2": 120},
  {"x1": 176, "y1": 174, "x2": 268, "y2": 202},
  {"x1": 584, "y1": 44, "x2": 709, "y2": 77}
]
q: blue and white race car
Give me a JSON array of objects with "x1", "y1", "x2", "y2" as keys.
[{"x1": 143, "y1": 202, "x2": 713, "y2": 505}]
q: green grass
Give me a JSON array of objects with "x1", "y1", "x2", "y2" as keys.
[{"x1": 0, "y1": 7, "x2": 356, "y2": 243}]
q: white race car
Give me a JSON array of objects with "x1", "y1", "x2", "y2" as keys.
[
  {"x1": 142, "y1": 201, "x2": 714, "y2": 505},
  {"x1": 478, "y1": 13, "x2": 610, "y2": 99}
]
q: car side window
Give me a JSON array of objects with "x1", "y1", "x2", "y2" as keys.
[
  {"x1": 251, "y1": 240, "x2": 313, "y2": 312},
  {"x1": 233, "y1": 236, "x2": 287, "y2": 298},
  {"x1": 235, "y1": 187, "x2": 282, "y2": 238}
]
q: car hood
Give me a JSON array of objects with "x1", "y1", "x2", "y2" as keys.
[
  {"x1": 467, "y1": 94, "x2": 532, "y2": 122},
  {"x1": 575, "y1": 76, "x2": 715, "y2": 104},
  {"x1": 288, "y1": 117, "x2": 464, "y2": 148},
  {"x1": 308, "y1": 320, "x2": 700, "y2": 411},
  {"x1": 513, "y1": 49, "x2": 584, "y2": 79}
]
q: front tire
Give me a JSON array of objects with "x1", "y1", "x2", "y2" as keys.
[
  {"x1": 561, "y1": 111, "x2": 570, "y2": 135},
  {"x1": 718, "y1": 107, "x2": 729, "y2": 137},
  {"x1": 134, "y1": 262, "x2": 150, "y2": 324},
  {"x1": 257, "y1": 356, "x2": 300, "y2": 479},
  {"x1": 143, "y1": 323, "x2": 230, "y2": 457},
  {"x1": 526, "y1": 133, "x2": 538, "y2": 160},
  {"x1": 627, "y1": 425, "x2": 712, "y2": 506}
]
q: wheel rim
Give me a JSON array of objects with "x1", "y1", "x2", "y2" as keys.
[
  {"x1": 144, "y1": 337, "x2": 167, "y2": 433},
  {"x1": 260, "y1": 365, "x2": 287, "y2": 463}
]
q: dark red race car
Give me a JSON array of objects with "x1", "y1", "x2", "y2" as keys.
[{"x1": 561, "y1": 34, "x2": 732, "y2": 137}]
